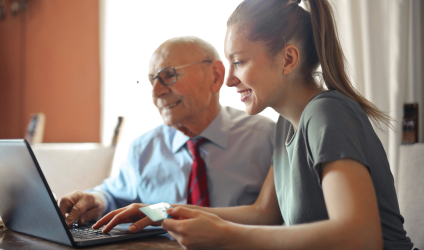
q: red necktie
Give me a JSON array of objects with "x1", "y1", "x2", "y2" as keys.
[{"x1": 186, "y1": 138, "x2": 210, "y2": 207}]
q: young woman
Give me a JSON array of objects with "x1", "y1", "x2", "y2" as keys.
[{"x1": 94, "y1": 0, "x2": 414, "y2": 249}]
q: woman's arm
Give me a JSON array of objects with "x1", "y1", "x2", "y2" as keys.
[
  {"x1": 163, "y1": 158, "x2": 383, "y2": 250},
  {"x1": 94, "y1": 166, "x2": 282, "y2": 233},
  {"x1": 186, "y1": 165, "x2": 282, "y2": 225}
]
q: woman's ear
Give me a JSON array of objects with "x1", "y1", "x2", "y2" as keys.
[
  {"x1": 211, "y1": 60, "x2": 225, "y2": 93},
  {"x1": 281, "y1": 44, "x2": 300, "y2": 75}
]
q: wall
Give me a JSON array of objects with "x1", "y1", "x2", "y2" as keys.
[{"x1": 0, "y1": 0, "x2": 100, "y2": 142}]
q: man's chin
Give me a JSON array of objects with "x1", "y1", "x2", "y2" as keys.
[
  {"x1": 161, "y1": 116, "x2": 183, "y2": 128},
  {"x1": 162, "y1": 117, "x2": 193, "y2": 135}
]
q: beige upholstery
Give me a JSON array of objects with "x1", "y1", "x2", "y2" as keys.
[
  {"x1": 398, "y1": 143, "x2": 424, "y2": 249},
  {"x1": 31, "y1": 143, "x2": 115, "y2": 198}
]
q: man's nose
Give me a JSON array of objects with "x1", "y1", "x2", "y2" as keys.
[{"x1": 152, "y1": 78, "x2": 170, "y2": 98}]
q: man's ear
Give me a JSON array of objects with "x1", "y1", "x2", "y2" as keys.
[
  {"x1": 281, "y1": 45, "x2": 300, "y2": 75},
  {"x1": 210, "y1": 60, "x2": 225, "y2": 93}
]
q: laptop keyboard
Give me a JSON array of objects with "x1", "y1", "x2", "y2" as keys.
[{"x1": 70, "y1": 223, "x2": 129, "y2": 240}]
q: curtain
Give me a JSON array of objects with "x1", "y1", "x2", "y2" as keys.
[{"x1": 330, "y1": 0, "x2": 423, "y2": 185}]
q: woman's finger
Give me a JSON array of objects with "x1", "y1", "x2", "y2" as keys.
[
  {"x1": 166, "y1": 206, "x2": 198, "y2": 219},
  {"x1": 167, "y1": 230, "x2": 183, "y2": 245},
  {"x1": 162, "y1": 216, "x2": 188, "y2": 233}
]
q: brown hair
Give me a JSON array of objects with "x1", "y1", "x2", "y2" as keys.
[{"x1": 228, "y1": 0, "x2": 393, "y2": 130}]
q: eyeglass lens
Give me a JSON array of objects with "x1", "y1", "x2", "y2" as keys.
[{"x1": 149, "y1": 67, "x2": 177, "y2": 86}]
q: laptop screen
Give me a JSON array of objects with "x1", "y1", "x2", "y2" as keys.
[{"x1": 0, "y1": 139, "x2": 72, "y2": 246}]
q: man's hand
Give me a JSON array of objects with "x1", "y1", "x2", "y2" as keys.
[
  {"x1": 58, "y1": 191, "x2": 106, "y2": 227},
  {"x1": 92, "y1": 203, "x2": 162, "y2": 234}
]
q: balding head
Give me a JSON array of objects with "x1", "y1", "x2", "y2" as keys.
[
  {"x1": 155, "y1": 36, "x2": 220, "y2": 62},
  {"x1": 149, "y1": 37, "x2": 225, "y2": 137}
]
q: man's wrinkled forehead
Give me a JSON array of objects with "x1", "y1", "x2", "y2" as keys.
[{"x1": 149, "y1": 42, "x2": 205, "y2": 73}]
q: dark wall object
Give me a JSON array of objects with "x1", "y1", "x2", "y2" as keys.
[{"x1": 402, "y1": 103, "x2": 419, "y2": 144}]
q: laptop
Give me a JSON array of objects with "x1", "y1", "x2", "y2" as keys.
[{"x1": 0, "y1": 139, "x2": 166, "y2": 247}]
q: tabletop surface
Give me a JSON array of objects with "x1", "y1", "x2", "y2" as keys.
[{"x1": 0, "y1": 227, "x2": 182, "y2": 250}]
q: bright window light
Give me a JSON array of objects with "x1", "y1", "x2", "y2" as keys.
[{"x1": 101, "y1": 0, "x2": 280, "y2": 149}]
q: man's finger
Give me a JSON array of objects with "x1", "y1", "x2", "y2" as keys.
[
  {"x1": 57, "y1": 192, "x2": 83, "y2": 219},
  {"x1": 66, "y1": 199, "x2": 92, "y2": 226},
  {"x1": 92, "y1": 208, "x2": 125, "y2": 229},
  {"x1": 78, "y1": 208, "x2": 100, "y2": 225},
  {"x1": 102, "y1": 208, "x2": 145, "y2": 234},
  {"x1": 58, "y1": 198, "x2": 74, "y2": 218}
]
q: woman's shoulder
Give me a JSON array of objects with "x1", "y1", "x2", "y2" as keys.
[
  {"x1": 299, "y1": 90, "x2": 371, "y2": 136},
  {"x1": 303, "y1": 90, "x2": 365, "y2": 121},
  {"x1": 308, "y1": 90, "x2": 360, "y2": 110}
]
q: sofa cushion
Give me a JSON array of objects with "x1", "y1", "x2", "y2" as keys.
[{"x1": 32, "y1": 143, "x2": 115, "y2": 198}]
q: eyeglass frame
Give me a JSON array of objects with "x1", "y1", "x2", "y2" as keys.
[{"x1": 148, "y1": 60, "x2": 212, "y2": 86}]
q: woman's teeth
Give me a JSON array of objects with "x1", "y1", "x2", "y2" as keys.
[{"x1": 240, "y1": 89, "x2": 252, "y2": 98}]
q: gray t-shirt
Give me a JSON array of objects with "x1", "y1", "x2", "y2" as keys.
[{"x1": 274, "y1": 90, "x2": 413, "y2": 250}]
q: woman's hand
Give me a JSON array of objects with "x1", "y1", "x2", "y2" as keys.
[
  {"x1": 92, "y1": 203, "x2": 161, "y2": 233},
  {"x1": 162, "y1": 207, "x2": 231, "y2": 250}
]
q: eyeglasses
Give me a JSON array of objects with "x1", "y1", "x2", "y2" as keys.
[{"x1": 148, "y1": 60, "x2": 212, "y2": 86}]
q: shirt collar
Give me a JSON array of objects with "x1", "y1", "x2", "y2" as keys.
[{"x1": 171, "y1": 106, "x2": 230, "y2": 153}]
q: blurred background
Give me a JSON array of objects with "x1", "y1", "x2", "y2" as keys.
[{"x1": 0, "y1": 0, "x2": 423, "y2": 178}]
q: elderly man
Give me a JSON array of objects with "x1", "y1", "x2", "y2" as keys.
[{"x1": 58, "y1": 36, "x2": 275, "y2": 227}]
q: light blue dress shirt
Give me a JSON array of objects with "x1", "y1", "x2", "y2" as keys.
[{"x1": 91, "y1": 106, "x2": 275, "y2": 213}]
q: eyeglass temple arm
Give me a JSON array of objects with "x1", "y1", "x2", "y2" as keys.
[{"x1": 173, "y1": 60, "x2": 212, "y2": 70}]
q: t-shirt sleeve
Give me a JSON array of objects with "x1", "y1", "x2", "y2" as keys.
[{"x1": 303, "y1": 96, "x2": 370, "y2": 181}]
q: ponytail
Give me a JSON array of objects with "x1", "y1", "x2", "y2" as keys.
[
  {"x1": 308, "y1": 0, "x2": 393, "y2": 130},
  {"x1": 228, "y1": 0, "x2": 393, "y2": 130}
]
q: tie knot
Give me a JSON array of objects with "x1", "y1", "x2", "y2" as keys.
[
  {"x1": 187, "y1": 137, "x2": 207, "y2": 148},
  {"x1": 186, "y1": 138, "x2": 207, "y2": 157}
]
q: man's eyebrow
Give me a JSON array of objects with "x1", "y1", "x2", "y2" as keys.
[{"x1": 228, "y1": 50, "x2": 247, "y2": 60}]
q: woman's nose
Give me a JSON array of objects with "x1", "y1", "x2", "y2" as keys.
[{"x1": 225, "y1": 68, "x2": 240, "y2": 87}]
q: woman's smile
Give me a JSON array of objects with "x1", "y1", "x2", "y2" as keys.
[{"x1": 237, "y1": 89, "x2": 252, "y2": 102}]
